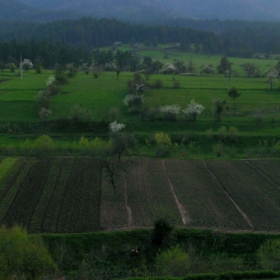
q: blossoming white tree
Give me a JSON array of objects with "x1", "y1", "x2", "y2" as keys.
[
  {"x1": 182, "y1": 99, "x2": 204, "y2": 121},
  {"x1": 159, "y1": 104, "x2": 180, "y2": 121},
  {"x1": 46, "y1": 76, "x2": 55, "y2": 87},
  {"x1": 109, "y1": 121, "x2": 126, "y2": 133}
]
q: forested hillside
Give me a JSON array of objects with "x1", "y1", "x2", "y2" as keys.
[{"x1": 1, "y1": 17, "x2": 280, "y2": 62}]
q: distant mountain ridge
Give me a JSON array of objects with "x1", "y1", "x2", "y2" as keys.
[
  {"x1": 15, "y1": 0, "x2": 280, "y2": 21},
  {"x1": 1, "y1": 0, "x2": 280, "y2": 23},
  {"x1": 0, "y1": 0, "x2": 78, "y2": 22}
]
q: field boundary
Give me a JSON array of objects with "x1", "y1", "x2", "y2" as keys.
[{"x1": 164, "y1": 160, "x2": 190, "y2": 225}]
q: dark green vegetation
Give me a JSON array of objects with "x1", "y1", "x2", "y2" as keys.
[
  {"x1": 38, "y1": 228, "x2": 280, "y2": 278},
  {"x1": 2, "y1": 17, "x2": 280, "y2": 59}
]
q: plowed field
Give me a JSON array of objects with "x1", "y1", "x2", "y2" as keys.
[{"x1": 1, "y1": 158, "x2": 280, "y2": 233}]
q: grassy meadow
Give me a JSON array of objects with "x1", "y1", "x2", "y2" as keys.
[{"x1": 0, "y1": 47, "x2": 280, "y2": 158}]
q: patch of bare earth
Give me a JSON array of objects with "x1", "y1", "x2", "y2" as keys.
[{"x1": 203, "y1": 160, "x2": 254, "y2": 229}]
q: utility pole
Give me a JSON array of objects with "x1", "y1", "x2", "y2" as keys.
[
  {"x1": 226, "y1": 62, "x2": 230, "y2": 91},
  {"x1": 20, "y1": 51, "x2": 23, "y2": 80}
]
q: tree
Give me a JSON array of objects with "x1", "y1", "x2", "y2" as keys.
[
  {"x1": 103, "y1": 121, "x2": 137, "y2": 194},
  {"x1": 213, "y1": 98, "x2": 227, "y2": 122},
  {"x1": 8, "y1": 62, "x2": 16, "y2": 73},
  {"x1": 242, "y1": 62, "x2": 259, "y2": 77},
  {"x1": 182, "y1": 99, "x2": 205, "y2": 121},
  {"x1": 174, "y1": 60, "x2": 186, "y2": 74},
  {"x1": 217, "y1": 56, "x2": 231, "y2": 74},
  {"x1": 0, "y1": 61, "x2": 5, "y2": 74},
  {"x1": 115, "y1": 50, "x2": 131, "y2": 79},
  {"x1": 266, "y1": 69, "x2": 278, "y2": 91},
  {"x1": 275, "y1": 60, "x2": 280, "y2": 77},
  {"x1": 228, "y1": 87, "x2": 241, "y2": 108}
]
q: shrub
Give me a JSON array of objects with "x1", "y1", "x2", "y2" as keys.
[
  {"x1": 154, "y1": 132, "x2": 172, "y2": 146},
  {"x1": 33, "y1": 135, "x2": 55, "y2": 156},
  {"x1": 205, "y1": 128, "x2": 214, "y2": 140},
  {"x1": 257, "y1": 239, "x2": 280, "y2": 270},
  {"x1": 46, "y1": 75, "x2": 55, "y2": 87},
  {"x1": 0, "y1": 226, "x2": 57, "y2": 279},
  {"x1": 39, "y1": 107, "x2": 52, "y2": 121},
  {"x1": 141, "y1": 107, "x2": 158, "y2": 121},
  {"x1": 272, "y1": 141, "x2": 280, "y2": 157},
  {"x1": 151, "y1": 79, "x2": 164, "y2": 88},
  {"x1": 154, "y1": 132, "x2": 172, "y2": 157},
  {"x1": 109, "y1": 121, "x2": 126, "y2": 133},
  {"x1": 37, "y1": 90, "x2": 50, "y2": 109},
  {"x1": 159, "y1": 104, "x2": 180, "y2": 121},
  {"x1": 155, "y1": 245, "x2": 189, "y2": 277},
  {"x1": 213, "y1": 142, "x2": 225, "y2": 157},
  {"x1": 228, "y1": 126, "x2": 239, "y2": 142},
  {"x1": 78, "y1": 136, "x2": 106, "y2": 155},
  {"x1": 107, "y1": 107, "x2": 122, "y2": 122},
  {"x1": 66, "y1": 63, "x2": 78, "y2": 78},
  {"x1": 70, "y1": 105, "x2": 92, "y2": 123},
  {"x1": 123, "y1": 94, "x2": 145, "y2": 107},
  {"x1": 217, "y1": 126, "x2": 228, "y2": 141},
  {"x1": 173, "y1": 77, "x2": 180, "y2": 88},
  {"x1": 46, "y1": 82, "x2": 60, "y2": 95}
]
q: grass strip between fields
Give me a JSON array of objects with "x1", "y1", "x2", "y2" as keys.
[
  {"x1": 0, "y1": 157, "x2": 18, "y2": 181},
  {"x1": 122, "y1": 270, "x2": 280, "y2": 280}
]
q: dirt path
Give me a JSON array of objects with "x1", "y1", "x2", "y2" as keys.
[
  {"x1": 164, "y1": 160, "x2": 190, "y2": 225},
  {"x1": 245, "y1": 161, "x2": 280, "y2": 191},
  {"x1": 123, "y1": 173, "x2": 134, "y2": 227},
  {"x1": 203, "y1": 160, "x2": 254, "y2": 229}
]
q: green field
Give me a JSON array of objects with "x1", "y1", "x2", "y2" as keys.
[{"x1": 1, "y1": 48, "x2": 280, "y2": 279}]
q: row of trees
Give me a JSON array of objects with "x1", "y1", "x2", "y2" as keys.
[{"x1": 0, "y1": 39, "x2": 90, "y2": 70}]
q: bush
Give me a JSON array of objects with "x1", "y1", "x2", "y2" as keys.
[
  {"x1": 150, "y1": 79, "x2": 164, "y2": 89},
  {"x1": 173, "y1": 78, "x2": 180, "y2": 89},
  {"x1": 46, "y1": 82, "x2": 60, "y2": 96},
  {"x1": 33, "y1": 135, "x2": 55, "y2": 156},
  {"x1": 39, "y1": 107, "x2": 52, "y2": 121},
  {"x1": 123, "y1": 94, "x2": 145, "y2": 107},
  {"x1": 217, "y1": 126, "x2": 227, "y2": 141},
  {"x1": 0, "y1": 226, "x2": 57, "y2": 279},
  {"x1": 213, "y1": 142, "x2": 225, "y2": 157},
  {"x1": 205, "y1": 128, "x2": 214, "y2": 140},
  {"x1": 228, "y1": 126, "x2": 239, "y2": 142},
  {"x1": 141, "y1": 107, "x2": 158, "y2": 121},
  {"x1": 37, "y1": 90, "x2": 50, "y2": 109},
  {"x1": 159, "y1": 104, "x2": 180, "y2": 121},
  {"x1": 155, "y1": 132, "x2": 172, "y2": 146},
  {"x1": 257, "y1": 239, "x2": 280, "y2": 270},
  {"x1": 70, "y1": 104, "x2": 92, "y2": 123},
  {"x1": 155, "y1": 245, "x2": 189, "y2": 277},
  {"x1": 154, "y1": 132, "x2": 172, "y2": 157},
  {"x1": 271, "y1": 141, "x2": 280, "y2": 157}
]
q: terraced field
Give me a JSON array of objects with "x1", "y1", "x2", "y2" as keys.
[{"x1": 1, "y1": 157, "x2": 280, "y2": 233}]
